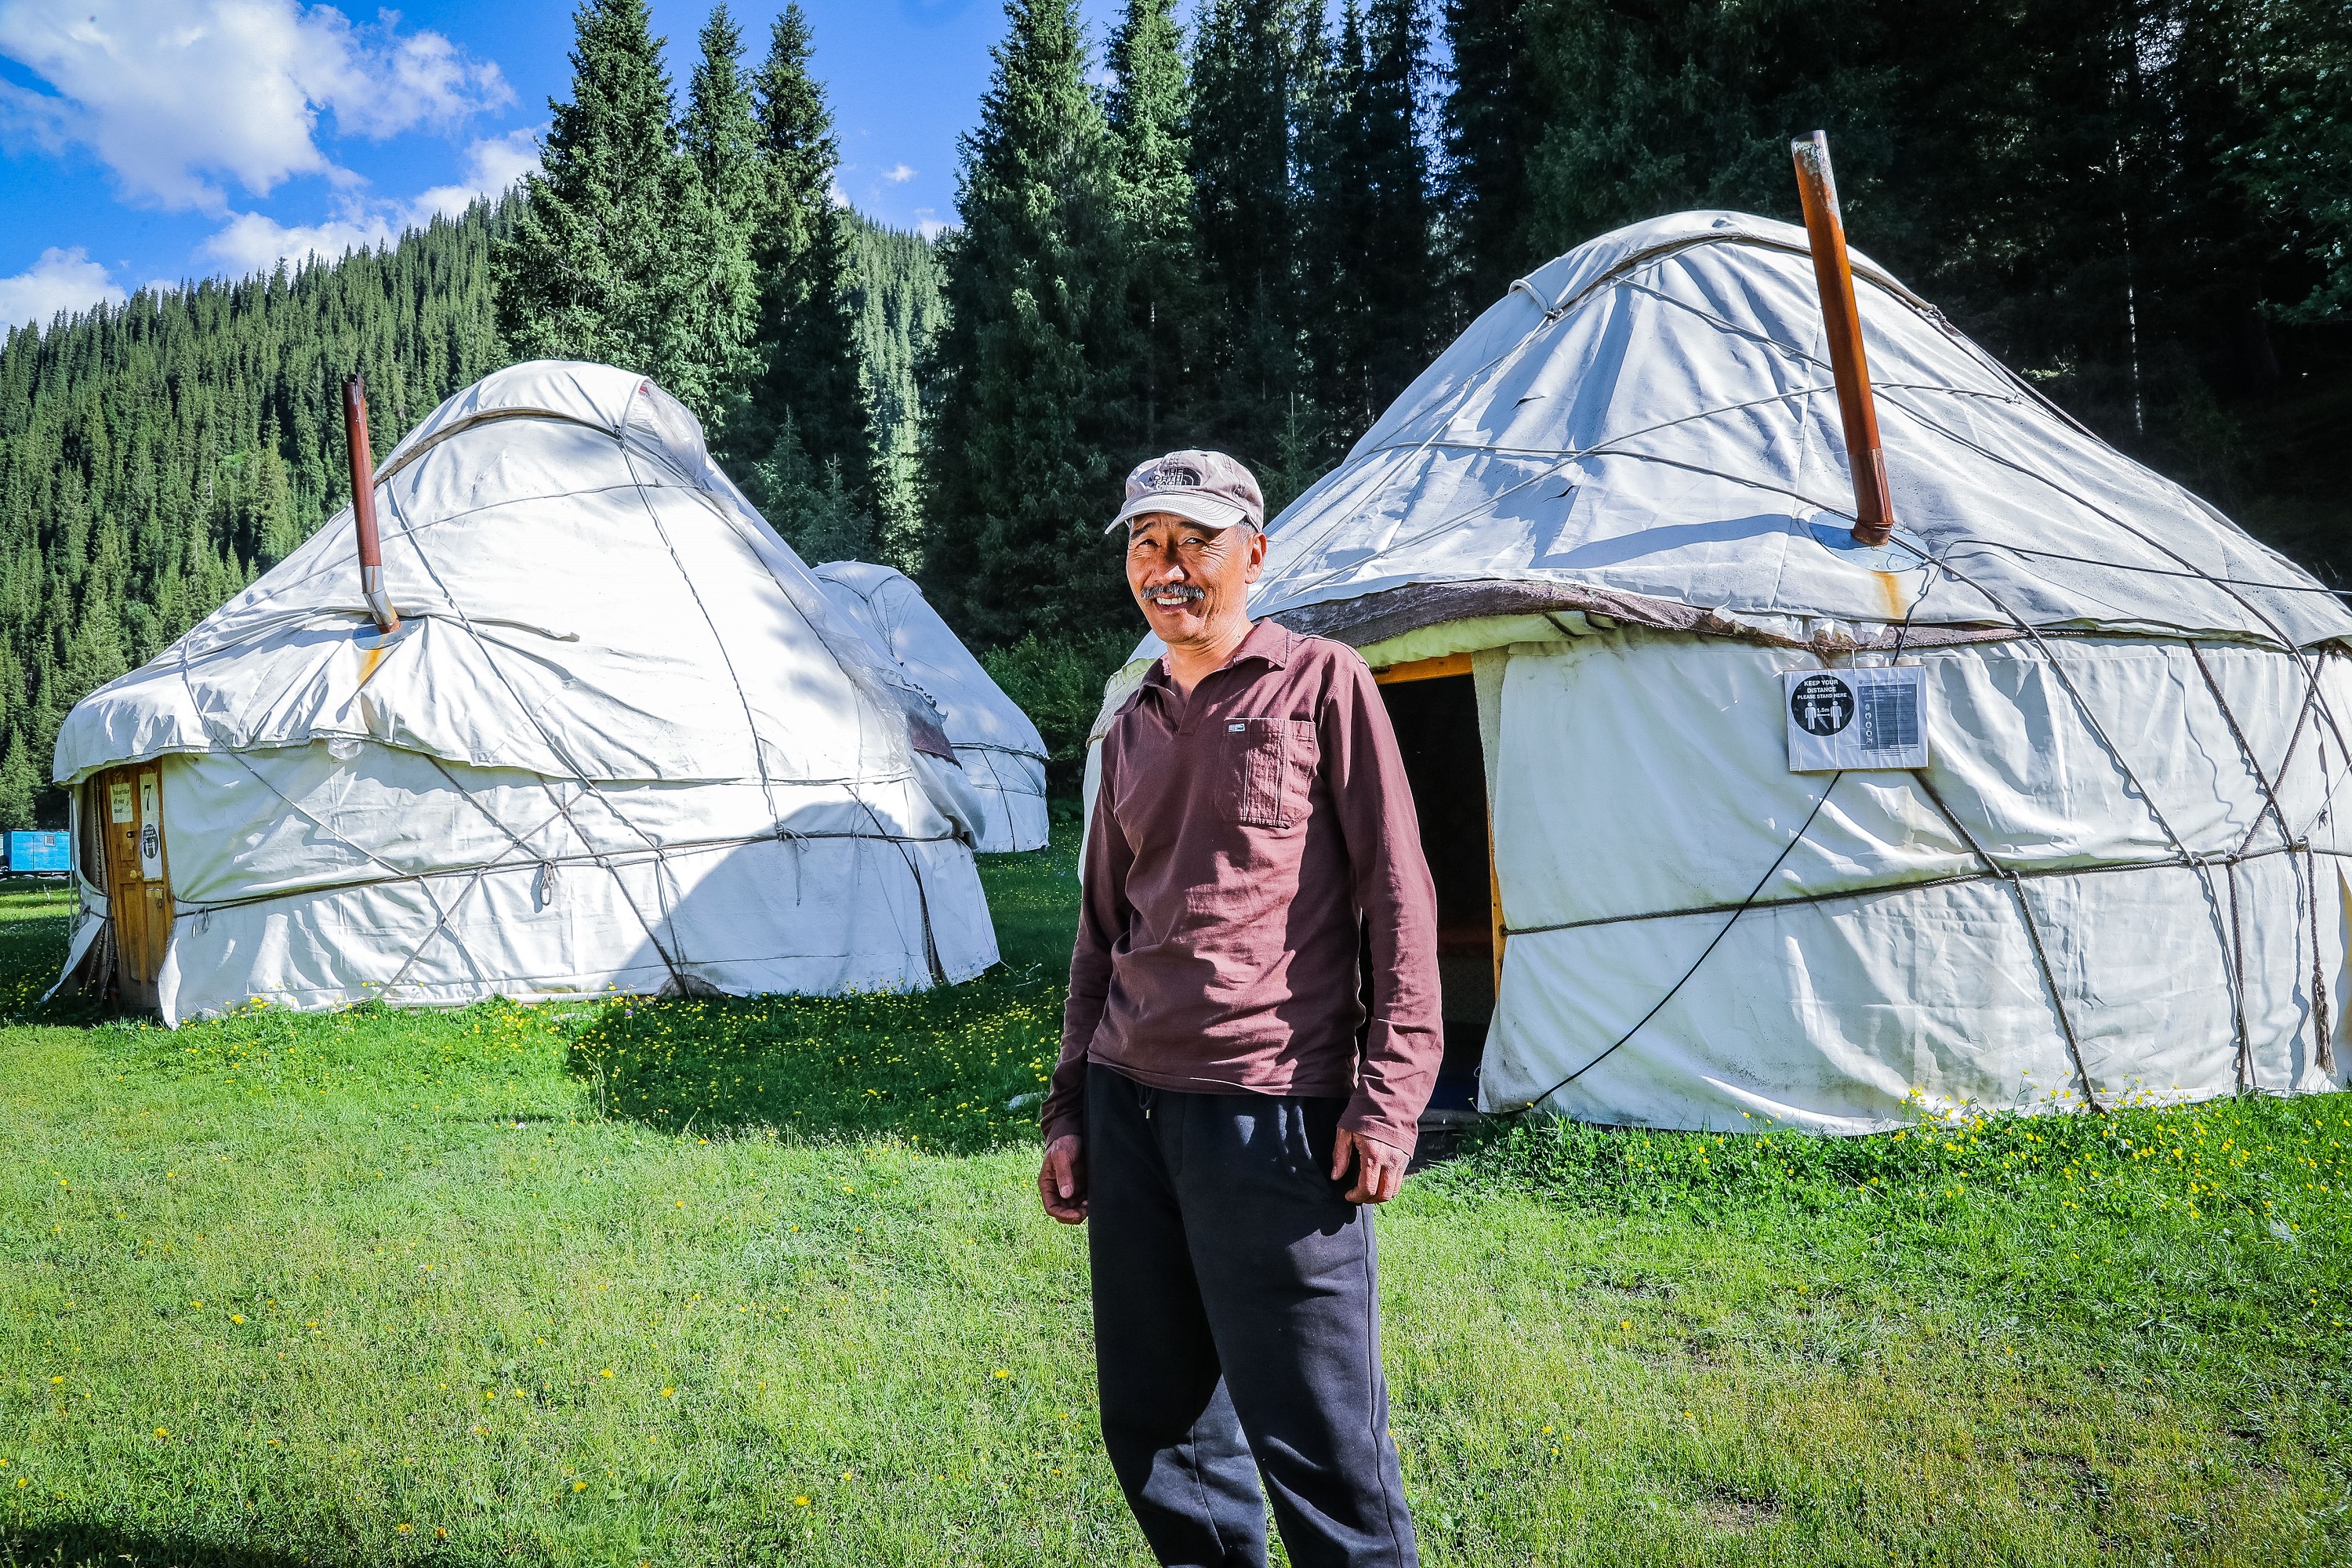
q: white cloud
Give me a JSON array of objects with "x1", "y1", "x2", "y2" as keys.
[
  {"x1": 913, "y1": 209, "x2": 955, "y2": 242},
  {"x1": 201, "y1": 206, "x2": 399, "y2": 273},
  {"x1": 463, "y1": 127, "x2": 539, "y2": 195},
  {"x1": 0, "y1": 1, "x2": 510, "y2": 212},
  {"x1": 0, "y1": 245, "x2": 123, "y2": 325},
  {"x1": 401, "y1": 128, "x2": 542, "y2": 221},
  {"x1": 201, "y1": 129, "x2": 543, "y2": 274},
  {"x1": 880, "y1": 162, "x2": 916, "y2": 183}
]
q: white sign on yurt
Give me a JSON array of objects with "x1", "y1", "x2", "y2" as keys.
[{"x1": 1783, "y1": 666, "x2": 1927, "y2": 771}]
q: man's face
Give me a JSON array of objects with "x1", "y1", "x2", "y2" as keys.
[{"x1": 1126, "y1": 512, "x2": 1265, "y2": 648}]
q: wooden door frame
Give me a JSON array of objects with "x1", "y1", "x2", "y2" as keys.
[
  {"x1": 1370, "y1": 653, "x2": 1501, "y2": 996},
  {"x1": 86, "y1": 764, "x2": 173, "y2": 1010}
]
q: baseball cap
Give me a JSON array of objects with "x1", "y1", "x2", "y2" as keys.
[{"x1": 1107, "y1": 450, "x2": 1265, "y2": 534}]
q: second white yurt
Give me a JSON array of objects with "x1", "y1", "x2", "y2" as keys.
[
  {"x1": 54, "y1": 361, "x2": 996, "y2": 1023},
  {"x1": 812, "y1": 561, "x2": 1049, "y2": 852},
  {"x1": 1093, "y1": 211, "x2": 2352, "y2": 1133}
]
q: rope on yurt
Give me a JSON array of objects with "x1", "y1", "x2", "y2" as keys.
[
  {"x1": 384, "y1": 482, "x2": 696, "y2": 992},
  {"x1": 1498, "y1": 581, "x2": 1938, "y2": 1114},
  {"x1": 2313, "y1": 843, "x2": 2338, "y2": 1074},
  {"x1": 2192, "y1": 644, "x2": 2283, "y2": 1084},
  {"x1": 1903, "y1": 550, "x2": 2280, "y2": 1085},
  {"x1": 615, "y1": 442, "x2": 783, "y2": 835},
  {"x1": 1926, "y1": 554, "x2": 2350, "y2": 1089},
  {"x1": 1907, "y1": 769, "x2": 2105, "y2": 1109},
  {"x1": 1950, "y1": 543, "x2": 2352, "y2": 600},
  {"x1": 2190, "y1": 641, "x2": 2307, "y2": 1093},
  {"x1": 1499, "y1": 840, "x2": 2328, "y2": 939},
  {"x1": 409, "y1": 752, "x2": 704, "y2": 985},
  {"x1": 683, "y1": 483, "x2": 956, "y2": 979},
  {"x1": 378, "y1": 867, "x2": 497, "y2": 997},
  {"x1": 214, "y1": 747, "x2": 496, "y2": 996},
  {"x1": 616, "y1": 431, "x2": 969, "y2": 986},
  {"x1": 1273, "y1": 276, "x2": 1594, "y2": 574},
  {"x1": 1882, "y1": 389, "x2": 2352, "y2": 771},
  {"x1": 1893, "y1": 374, "x2": 2352, "y2": 1087},
  {"x1": 1280, "y1": 382, "x2": 1878, "y2": 608},
  {"x1": 615, "y1": 437, "x2": 806, "y2": 982},
  {"x1": 164, "y1": 825, "x2": 964, "y2": 918},
  {"x1": 1499, "y1": 771, "x2": 1849, "y2": 1111}
]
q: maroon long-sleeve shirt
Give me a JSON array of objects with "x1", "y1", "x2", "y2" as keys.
[{"x1": 1043, "y1": 619, "x2": 1443, "y2": 1156}]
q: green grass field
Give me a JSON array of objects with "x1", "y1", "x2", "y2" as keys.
[{"x1": 2, "y1": 834, "x2": 2349, "y2": 1566}]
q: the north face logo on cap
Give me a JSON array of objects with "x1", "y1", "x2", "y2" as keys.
[{"x1": 1110, "y1": 448, "x2": 1265, "y2": 533}]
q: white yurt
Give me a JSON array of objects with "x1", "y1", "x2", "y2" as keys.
[
  {"x1": 54, "y1": 361, "x2": 996, "y2": 1023},
  {"x1": 1093, "y1": 211, "x2": 2352, "y2": 1133},
  {"x1": 811, "y1": 561, "x2": 1050, "y2": 852}
]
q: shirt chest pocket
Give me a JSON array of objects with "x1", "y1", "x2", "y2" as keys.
[{"x1": 1223, "y1": 717, "x2": 1319, "y2": 830}]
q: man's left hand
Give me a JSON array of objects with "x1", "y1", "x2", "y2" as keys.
[{"x1": 1330, "y1": 1127, "x2": 1409, "y2": 1203}]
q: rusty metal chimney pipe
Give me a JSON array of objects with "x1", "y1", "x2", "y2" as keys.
[
  {"x1": 341, "y1": 373, "x2": 401, "y2": 635},
  {"x1": 1790, "y1": 131, "x2": 1895, "y2": 547}
]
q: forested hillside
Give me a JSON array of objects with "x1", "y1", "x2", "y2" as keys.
[
  {"x1": 0, "y1": 205, "x2": 511, "y2": 831},
  {"x1": 0, "y1": 0, "x2": 2346, "y2": 827},
  {"x1": 0, "y1": 172, "x2": 941, "y2": 834}
]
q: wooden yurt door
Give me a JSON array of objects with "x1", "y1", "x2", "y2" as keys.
[{"x1": 87, "y1": 764, "x2": 172, "y2": 1008}]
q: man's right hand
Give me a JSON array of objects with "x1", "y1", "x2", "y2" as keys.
[{"x1": 1039, "y1": 1134, "x2": 1087, "y2": 1224}]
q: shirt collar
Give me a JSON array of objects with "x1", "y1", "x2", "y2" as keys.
[{"x1": 1140, "y1": 619, "x2": 1294, "y2": 696}]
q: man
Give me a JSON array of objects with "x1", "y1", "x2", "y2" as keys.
[{"x1": 1037, "y1": 449, "x2": 1442, "y2": 1568}]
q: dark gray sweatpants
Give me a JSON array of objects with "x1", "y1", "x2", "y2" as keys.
[{"x1": 1085, "y1": 1063, "x2": 1419, "y2": 1568}]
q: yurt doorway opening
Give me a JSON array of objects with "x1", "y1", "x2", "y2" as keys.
[
  {"x1": 1374, "y1": 657, "x2": 1494, "y2": 1116},
  {"x1": 82, "y1": 764, "x2": 172, "y2": 1009}
]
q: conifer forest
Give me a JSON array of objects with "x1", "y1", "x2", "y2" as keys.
[{"x1": 0, "y1": 0, "x2": 2346, "y2": 830}]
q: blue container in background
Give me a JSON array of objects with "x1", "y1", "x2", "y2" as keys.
[{"x1": 8, "y1": 830, "x2": 70, "y2": 873}]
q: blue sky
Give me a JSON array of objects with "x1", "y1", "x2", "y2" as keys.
[{"x1": 0, "y1": 0, "x2": 1121, "y2": 327}]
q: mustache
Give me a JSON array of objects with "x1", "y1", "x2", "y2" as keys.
[{"x1": 1144, "y1": 584, "x2": 1206, "y2": 601}]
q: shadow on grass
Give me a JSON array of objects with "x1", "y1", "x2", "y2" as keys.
[
  {"x1": 0, "y1": 885, "x2": 122, "y2": 1029},
  {"x1": 561, "y1": 836, "x2": 1082, "y2": 1152},
  {"x1": 563, "y1": 960, "x2": 1065, "y2": 1153},
  {"x1": 0, "y1": 831, "x2": 1087, "y2": 1155},
  {"x1": 1, "y1": 1523, "x2": 314, "y2": 1568}
]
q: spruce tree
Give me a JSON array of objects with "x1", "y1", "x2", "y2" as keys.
[
  {"x1": 495, "y1": 0, "x2": 748, "y2": 426},
  {"x1": 846, "y1": 216, "x2": 946, "y2": 572},
  {"x1": 921, "y1": 0, "x2": 1128, "y2": 641},
  {"x1": 1301, "y1": 2, "x2": 1370, "y2": 445},
  {"x1": 1439, "y1": 0, "x2": 1534, "y2": 318},
  {"x1": 1105, "y1": 0, "x2": 1200, "y2": 463},
  {"x1": 1304, "y1": 0, "x2": 1438, "y2": 445},
  {"x1": 677, "y1": 3, "x2": 764, "y2": 437},
  {"x1": 1353, "y1": 0, "x2": 1439, "y2": 421},
  {"x1": 683, "y1": 5, "x2": 763, "y2": 231},
  {"x1": 495, "y1": 0, "x2": 678, "y2": 382},
  {"x1": 736, "y1": 3, "x2": 877, "y2": 558},
  {"x1": 1189, "y1": 0, "x2": 1321, "y2": 501}
]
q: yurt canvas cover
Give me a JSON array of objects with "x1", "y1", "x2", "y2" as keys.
[
  {"x1": 1093, "y1": 212, "x2": 2352, "y2": 1133},
  {"x1": 813, "y1": 561, "x2": 1049, "y2": 852},
  {"x1": 55, "y1": 361, "x2": 996, "y2": 1024}
]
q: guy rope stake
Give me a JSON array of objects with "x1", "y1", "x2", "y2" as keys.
[
  {"x1": 342, "y1": 372, "x2": 401, "y2": 635},
  {"x1": 1791, "y1": 130, "x2": 1895, "y2": 547}
]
